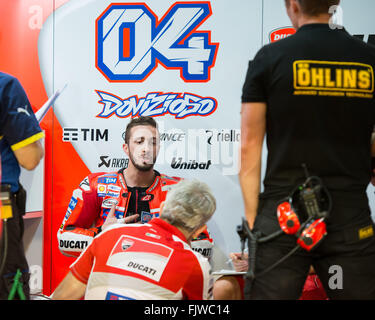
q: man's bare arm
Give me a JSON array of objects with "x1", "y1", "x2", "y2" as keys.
[
  {"x1": 52, "y1": 272, "x2": 86, "y2": 300},
  {"x1": 239, "y1": 102, "x2": 266, "y2": 229},
  {"x1": 13, "y1": 139, "x2": 44, "y2": 170}
]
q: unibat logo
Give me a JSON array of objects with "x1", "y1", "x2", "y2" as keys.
[{"x1": 96, "y1": 2, "x2": 219, "y2": 82}]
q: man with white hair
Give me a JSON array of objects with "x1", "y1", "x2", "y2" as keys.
[{"x1": 52, "y1": 179, "x2": 216, "y2": 300}]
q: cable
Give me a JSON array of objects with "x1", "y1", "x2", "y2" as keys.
[
  {"x1": 239, "y1": 218, "x2": 309, "y2": 299},
  {"x1": 255, "y1": 245, "x2": 300, "y2": 278},
  {"x1": 8, "y1": 268, "x2": 26, "y2": 300},
  {"x1": 258, "y1": 229, "x2": 284, "y2": 243}
]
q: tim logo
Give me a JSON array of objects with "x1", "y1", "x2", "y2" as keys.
[{"x1": 96, "y1": 2, "x2": 219, "y2": 82}]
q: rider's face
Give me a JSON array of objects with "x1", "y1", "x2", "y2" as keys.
[{"x1": 124, "y1": 125, "x2": 160, "y2": 172}]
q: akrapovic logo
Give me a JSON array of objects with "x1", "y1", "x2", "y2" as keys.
[
  {"x1": 269, "y1": 27, "x2": 296, "y2": 43},
  {"x1": 96, "y1": 2, "x2": 218, "y2": 82},
  {"x1": 98, "y1": 156, "x2": 129, "y2": 169}
]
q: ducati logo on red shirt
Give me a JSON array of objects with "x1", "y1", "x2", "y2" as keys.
[
  {"x1": 121, "y1": 239, "x2": 134, "y2": 251},
  {"x1": 107, "y1": 235, "x2": 173, "y2": 281},
  {"x1": 111, "y1": 235, "x2": 172, "y2": 258},
  {"x1": 269, "y1": 27, "x2": 296, "y2": 43}
]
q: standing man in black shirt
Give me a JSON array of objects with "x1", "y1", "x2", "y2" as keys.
[{"x1": 240, "y1": 0, "x2": 375, "y2": 299}]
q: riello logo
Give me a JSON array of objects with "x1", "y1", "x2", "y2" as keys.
[
  {"x1": 96, "y1": 2, "x2": 219, "y2": 82},
  {"x1": 269, "y1": 27, "x2": 296, "y2": 43}
]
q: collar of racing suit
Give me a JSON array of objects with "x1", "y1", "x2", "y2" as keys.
[
  {"x1": 149, "y1": 218, "x2": 188, "y2": 244},
  {"x1": 117, "y1": 168, "x2": 161, "y2": 193}
]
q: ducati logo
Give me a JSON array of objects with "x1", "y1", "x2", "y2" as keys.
[{"x1": 121, "y1": 239, "x2": 134, "y2": 251}]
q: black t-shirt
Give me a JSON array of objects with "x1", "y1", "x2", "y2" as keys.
[
  {"x1": 118, "y1": 168, "x2": 158, "y2": 223},
  {"x1": 126, "y1": 186, "x2": 150, "y2": 223},
  {"x1": 242, "y1": 24, "x2": 375, "y2": 210}
]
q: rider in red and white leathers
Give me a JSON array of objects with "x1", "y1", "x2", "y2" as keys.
[
  {"x1": 57, "y1": 169, "x2": 181, "y2": 257},
  {"x1": 57, "y1": 168, "x2": 214, "y2": 258}
]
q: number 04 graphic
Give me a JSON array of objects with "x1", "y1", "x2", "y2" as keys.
[{"x1": 96, "y1": 2, "x2": 219, "y2": 82}]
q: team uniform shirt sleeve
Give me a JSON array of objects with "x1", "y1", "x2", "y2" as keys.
[
  {"x1": 183, "y1": 254, "x2": 213, "y2": 300},
  {"x1": 70, "y1": 240, "x2": 96, "y2": 284},
  {"x1": 241, "y1": 46, "x2": 270, "y2": 103},
  {"x1": 57, "y1": 175, "x2": 101, "y2": 257},
  {"x1": 0, "y1": 75, "x2": 44, "y2": 149},
  {"x1": 191, "y1": 227, "x2": 214, "y2": 262}
]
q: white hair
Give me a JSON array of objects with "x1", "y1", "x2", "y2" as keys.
[{"x1": 161, "y1": 179, "x2": 216, "y2": 233}]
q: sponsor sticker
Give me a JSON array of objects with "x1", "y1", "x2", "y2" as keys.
[
  {"x1": 121, "y1": 239, "x2": 134, "y2": 251},
  {"x1": 141, "y1": 211, "x2": 153, "y2": 224},
  {"x1": 98, "y1": 177, "x2": 117, "y2": 184},
  {"x1": 293, "y1": 60, "x2": 374, "y2": 98},
  {"x1": 68, "y1": 197, "x2": 78, "y2": 211},
  {"x1": 359, "y1": 225, "x2": 374, "y2": 240},
  {"x1": 102, "y1": 198, "x2": 119, "y2": 208},
  {"x1": 107, "y1": 191, "x2": 120, "y2": 198},
  {"x1": 269, "y1": 27, "x2": 296, "y2": 43},
  {"x1": 79, "y1": 177, "x2": 90, "y2": 191},
  {"x1": 108, "y1": 185, "x2": 122, "y2": 193},
  {"x1": 106, "y1": 235, "x2": 173, "y2": 281},
  {"x1": 97, "y1": 184, "x2": 107, "y2": 196},
  {"x1": 140, "y1": 194, "x2": 153, "y2": 202},
  {"x1": 59, "y1": 240, "x2": 89, "y2": 250},
  {"x1": 171, "y1": 157, "x2": 212, "y2": 170}
]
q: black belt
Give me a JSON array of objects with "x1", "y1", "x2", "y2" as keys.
[
  {"x1": 0, "y1": 184, "x2": 12, "y2": 206},
  {"x1": 326, "y1": 222, "x2": 375, "y2": 243},
  {"x1": 1, "y1": 183, "x2": 26, "y2": 216}
]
